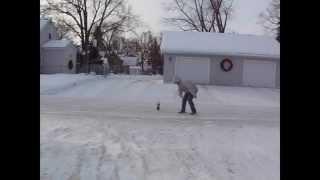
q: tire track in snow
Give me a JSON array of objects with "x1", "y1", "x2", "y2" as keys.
[{"x1": 40, "y1": 111, "x2": 279, "y2": 127}]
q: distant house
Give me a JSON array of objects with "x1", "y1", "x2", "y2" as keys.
[
  {"x1": 40, "y1": 18, "x2": 77, "y2": 74},
  {"x1": 143, "y1": 61, "x2": 152, "y2": 72},
  {"x1": 120, "y1": 56, "x2": 141, "y2": 75},
  {"x1": 161, "y1": 31, "x2": 280, "y2": 88},
  {"x1": 122, "y1": 40, "x2": 139, "y2": 57}
]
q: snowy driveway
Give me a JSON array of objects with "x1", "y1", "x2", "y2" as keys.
[{"x1": 40, "y1": 74, "x2": 279, "y2": 180}]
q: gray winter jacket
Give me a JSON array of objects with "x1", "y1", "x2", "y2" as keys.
[{"x1": 174, "y1": 77, "x2": 198, "y2": 98}]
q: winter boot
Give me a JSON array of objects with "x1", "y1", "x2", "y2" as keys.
[{"x1": 190, "y1": 112, "x2": 197, "y2": 115}]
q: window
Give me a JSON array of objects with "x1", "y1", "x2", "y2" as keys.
[{"x1": 49, "y1": 33, "x2": 52, "y2": 39}]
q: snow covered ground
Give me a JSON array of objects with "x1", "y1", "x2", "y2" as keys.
[
  {"x1": 40, "y1": 73, "x2": 98, "y2": 95},
  {"x1": 40, "y1": 74, "x2": 279, "y2": 180}
]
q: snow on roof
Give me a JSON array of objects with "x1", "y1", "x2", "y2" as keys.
[
  {"x1": 121, "y1": 56, "x2": 138, "y2": 66},
  {"x1": 129, "y1": 66, "x2": 141, "y2": 70},
  {"x1": 40, "y1": 19, "x2": 49, "y2": 31},
  {"x1": 42, "y1": 40, "x2": 71, "y2": 48},
  {"x1": 161, "y1": 31, "x2": 280, "y2": 59}
]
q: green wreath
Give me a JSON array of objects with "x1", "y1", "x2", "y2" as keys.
[{"x1": 220, "y1": 58, "x2": 233, "y2": 72}]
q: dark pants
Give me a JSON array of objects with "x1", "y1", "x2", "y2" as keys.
[{"x1": 181, "y1": 92, "x2": 197, "y2": 113}]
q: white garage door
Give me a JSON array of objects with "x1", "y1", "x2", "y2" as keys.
[
  {"x1": 243, "y1": 60, "x2": 277, "y2": 88},
  {"x1": 175, "y1": 56, "x2": 210, "y2": 84}
]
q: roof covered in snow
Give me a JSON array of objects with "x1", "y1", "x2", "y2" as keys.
[
  {"x1": 121, "y1": 56, "x2": 138, "y2": 66},
  {"x1": 40, "y1": 19, "x2": 49, "y2": 31},
  {"x1": 161, "y1": 31, "x2": 280, "y2": 59},
  {"x1": 42, "y1": 40, "x2": 72, "y2": 48}
]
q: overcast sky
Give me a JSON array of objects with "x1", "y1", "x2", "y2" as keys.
[
  {"x1": 128, "y1": 0, "x2": 273, "y2": 36},
  {"x1": 41, "y1": 0, "x2": 274, "y2": 38}
]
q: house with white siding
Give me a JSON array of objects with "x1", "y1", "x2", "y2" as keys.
[{"x1": 40, "y1": 18, "x2": 77, "y2": 74}]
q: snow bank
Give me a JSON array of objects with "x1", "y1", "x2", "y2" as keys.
[
  {"x1": 41, "y1": 74, "x2": 279, "y2": 107},
  {"x1": 40, "y1": 73, "x2": 99, "y2": 95}
]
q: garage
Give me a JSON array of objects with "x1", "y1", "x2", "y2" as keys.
[
  {"x1": 174, "y1": 56, "x2": 210, "y2": 84},
  {"x1": 161, "y1": 31, "x2": 280, "y2": 88},
  {"x1": 242, "y1": 60, "x2": 277, "y2": 88}
]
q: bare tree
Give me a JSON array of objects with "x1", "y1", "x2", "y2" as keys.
[
  {"x1": 54, "y1": 19, "x2": 73, "y2": 39},
  {"x1": 98, "y1": 6, "x2": 141, "y2": 54},
  {"x1": 41, "y1": 0, "x2": 134, "y2": 72},
  {"x1": 92, "y1": 8, "x2": 141, "y2": 72},
  {"x1": 208, "y1": 0, "x2": 233, "y2": 32},
  {"x1": 163, "y1": 0, "x2": 233, "y2": 33},
  {"x1": 259, "y1": 0, "x2": 280, "y2": 42},
  {"x1": 138, "y1": 31, "x2": 153, "y2": 72},
  {"x1": 148, "y1": 37, "x2": 162, "y2": 74}
]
